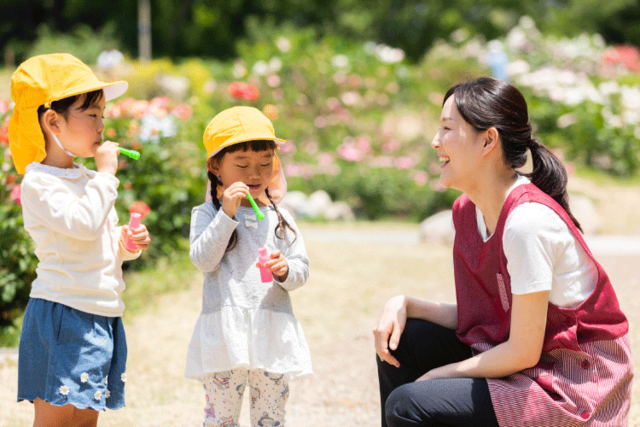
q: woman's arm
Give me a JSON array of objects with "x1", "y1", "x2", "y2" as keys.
[
  {"x1": 417, "y1": 290, "x2": 549, "y2": 380},
  {"x1": 374, "y1": 295, "x2": 458, "y2": 368}
]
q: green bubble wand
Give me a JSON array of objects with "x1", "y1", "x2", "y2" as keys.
[
  {"x1": 118, "y1": 147, "x2": 140, "y2": 160},
  {"x1": 240, "y1": 181, "x2": 265, "y2": 220},
  {"x1": 101, "y1": 142, "x2": 140, "y2": 160}
]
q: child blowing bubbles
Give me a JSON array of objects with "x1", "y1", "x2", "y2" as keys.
[
  {"x1": 9, "y1": 53, "x2": 150, "y2": 426},
  {"x1": 185, "y1": 107, "x2": 312, "y2": 427}
]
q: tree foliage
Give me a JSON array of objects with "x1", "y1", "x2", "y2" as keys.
[{"x1": 1, "y1": 0, "x2": 639, "y2": 65}]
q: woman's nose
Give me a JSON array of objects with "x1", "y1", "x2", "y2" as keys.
[{"x1": 431, "y1": 133, "x2": 441, "y2": 149}]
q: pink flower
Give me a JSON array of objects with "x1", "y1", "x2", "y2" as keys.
[
  {"x1": 280, "y1": 141, "x2": 296, "y2": 154},
  {"x1": 356, "y1": 135, "x2": 371, "y2": 152},
  {"x1": 395, "y1": 156, "x2": 415, "y2": 170},
  {"x1": 10, "y1": 185, "x2": 21, "y2": 206},
  {"x1": 266, "y1": 74, "x2": 281, "y2": 88},
  {"x1": 0, "y1": 99, "x2": 10, "y2": 114},
  {"x1": 382, "y1": 139, "x2": 401, "y2": 153},
  {"x1": 129, "y1": 201, "x2": 151, "y2": 219},
  {"x1": 337, "y1": 142, "x2": 364, "y2": 162},
  {"x1": 172, "y1": 104, "x2": 193, "y2": 120},
  {"x1": 412, "y1": 171, "x2": 429, "y2": 186},
  {"x1": 318, "y1": 153, "x2": 334, "y2": 166}
]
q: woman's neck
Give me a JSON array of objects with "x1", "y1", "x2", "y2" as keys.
[{"x1": 465, "y1": 170, "x2": 518, "y2": 236}]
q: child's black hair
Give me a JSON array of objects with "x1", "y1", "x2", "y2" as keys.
[
  {"x1": 207, "y1": 139, "x2": 297, "y2": 252},
  {"x1": 37, "y1": 89, "x2": 105, "y2": 120}
]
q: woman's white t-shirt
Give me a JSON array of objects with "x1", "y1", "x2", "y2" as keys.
[{"x1": 471, "y1": 175, "x2": 598, "y2": 308}]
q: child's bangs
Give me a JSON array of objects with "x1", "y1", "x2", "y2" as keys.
[{"x1": 226, "y1": 139, "x2": 277, "y2": 154}]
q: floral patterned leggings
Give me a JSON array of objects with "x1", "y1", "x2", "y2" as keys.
[{"x1": 203, "y1": 368, "x2": 290, "y2": 427}]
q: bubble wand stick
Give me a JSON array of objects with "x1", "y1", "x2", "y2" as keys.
[{"x1": 240, "y1": 181, "x2": 265, "y2": 220}]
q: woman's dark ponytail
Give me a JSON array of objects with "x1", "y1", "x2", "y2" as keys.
[
  {"x1": 527, "y1": 138, "x2": 582, "y2": 233},
  {"x1": 446, "y1": 77, "x2": 582, "y2": 233}
]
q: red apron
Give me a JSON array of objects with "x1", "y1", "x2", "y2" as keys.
[{"x1": 452, "y1": 183, "x2": 633, "y2": 426}]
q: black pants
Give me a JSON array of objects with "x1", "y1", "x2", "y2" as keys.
[{"x1": 377, "y1": 319, "x2": 500, "y2": 427}]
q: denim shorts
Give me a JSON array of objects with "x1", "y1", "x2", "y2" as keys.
[{"x1": 17, "y1": 298, "x2": 127, "y2": 411}]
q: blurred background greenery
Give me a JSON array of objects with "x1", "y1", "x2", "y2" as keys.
[{"x1": 1, "y1": 0, "x2": 639, "y2": 344}]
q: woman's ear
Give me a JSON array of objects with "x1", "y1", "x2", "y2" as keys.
[{"x1": 481, "y1": 127, "x2": 500, "y2": 156}]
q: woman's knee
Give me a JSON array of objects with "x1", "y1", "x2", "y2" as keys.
[{"x1": 385, "y1": 385, "x2": 422, "y2": 427}]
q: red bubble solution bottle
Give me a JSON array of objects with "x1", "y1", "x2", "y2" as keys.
[
  {"x1": 258, "y1": 247, "x2": 273, "y2": 283},
  {"x1": 125, "y1": 212, "x2": 142, "y2": 251}
]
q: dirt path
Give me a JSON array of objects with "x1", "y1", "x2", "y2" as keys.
[{"x1": 2, "y1": 223, "x2": 639, "y2": 426}]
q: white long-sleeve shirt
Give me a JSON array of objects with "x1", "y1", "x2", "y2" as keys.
[{"x1": 21, "y1": 162, "x2": 140, "y2": 317}]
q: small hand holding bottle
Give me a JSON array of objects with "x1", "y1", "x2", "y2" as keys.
[
  {"x1": 256, "y1": 249, "x2": 289, "y2": 282},
  {"x1": 121, "y1": 212, "x2": 150, "y2": 251}
]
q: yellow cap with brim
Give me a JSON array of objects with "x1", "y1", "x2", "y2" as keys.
[
  {"x1": 203, "y1": 106, "x2": 287, "y2": 204},
  {"x1": 9, "y1": 53, "x2": 128, "y2": 173}
]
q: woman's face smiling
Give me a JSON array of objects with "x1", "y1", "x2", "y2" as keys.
[{"x1": 431, "y1": 95, "x2": 485, "y2": 192}]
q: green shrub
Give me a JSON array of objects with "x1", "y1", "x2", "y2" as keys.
[{"x1": 0, "y1": 110, "x2": 36, "y2": 346}]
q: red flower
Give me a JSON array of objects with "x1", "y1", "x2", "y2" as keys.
[
  {"x1": 129, "y1": 201, "x2": 151, "y2": 219},
  {"x1": 227, "y1": 82, "x2": 260, "y2": 101},
  {"x1": 602, "y1": 45, "x2": 640, "y2": 72},
  {"x1": 0, "y1": 116, "x2": 9, "y2": 146},
  {"x1": 10, "y1": 184, "x2": 21, "y2": 206}
]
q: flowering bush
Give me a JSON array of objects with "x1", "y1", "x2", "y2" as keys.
[
  {"x1": 0, "y1": 111, "x2": 36, "y2": 343},
  {"x1": 2, "y1": 21, "x2": 640, "y2": 339},
  {"x1": 449, "y1": 16, "x2": 640, "y2": 176}
]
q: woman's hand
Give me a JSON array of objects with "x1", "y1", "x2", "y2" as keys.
[
  {"x1": 256, "y1": 249, "x2": 289, "y2": 281},
  {"x1": 373, "y1": 295, "x2": 408, "y2": 368},
  {"x1": 221, "y1": 182, "x2": 249, "y2": 219}
]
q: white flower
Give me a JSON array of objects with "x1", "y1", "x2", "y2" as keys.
[
  {"x1": 105, "y1": 390, "x2": 111, "y2": 399},
  {"x1": 121, "y1": 373, "x2": 127, "y2": 383},
  {"x1": 59, "y1": 385, "x2": 70, "y2": 396},
  {"x1": 331, "y1": 54, "x2": 349, "y2": 69},
  {"x1": 276, "y1": 37, "x2": 291, "y2": 52},
  {"x1": 252, "y1": 60, "x2": 269, "y2": 76},
  {"x1": 80, "y1": 373, "x2": 89, "y2": 383},
  {"x1": 269, "y1": 57, "x2": 282, "y2": 72},
  {"x1": 94, "y1": 390, "x2": 102, "y2": 401},
  {"x1": 104, "y1": 376, "x2": 108, "y2": 385}
]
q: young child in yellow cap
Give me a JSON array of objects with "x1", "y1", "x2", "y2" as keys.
[
  {"x1": 9, "y1": 53, "x2": 150, "y2": 425},
  {"x1": 185, "y1": 106, "x2": 312, "y2": 427}
]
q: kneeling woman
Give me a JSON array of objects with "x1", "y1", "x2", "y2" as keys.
[{"x1": 373, "y1": 77, "x2": 632, "y2": 427}]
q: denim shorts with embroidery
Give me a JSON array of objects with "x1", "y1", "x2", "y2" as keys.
[{"x1": 17, "y1": 298, "x2": 128, "y2": 411}]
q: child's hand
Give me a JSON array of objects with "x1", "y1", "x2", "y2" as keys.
[
  {"x1": 121, "y1": 223, "x2": 150, "y2": 251},
  {"x1": 95, "y1": 140, "x2": 119, "y2": 176},
  {"x1": 221, "y1": 181, "x2": 249, "y2": 218},
  {"x1": 256, "y1": 250, "x2": 289, "y2": 281}
]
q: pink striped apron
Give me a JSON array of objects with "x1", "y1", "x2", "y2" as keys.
[{"x1": 452, "y1": 184, "x2": 633, "y2": 426}]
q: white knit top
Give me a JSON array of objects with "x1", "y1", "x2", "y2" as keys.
[{"x1": 21, "y1": 162, "x2": 140, "y2": 317}]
